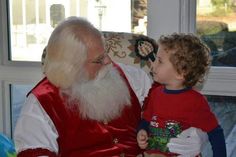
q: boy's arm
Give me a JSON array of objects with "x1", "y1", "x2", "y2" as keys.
[
  {"x1": 208, "y1": 125, "x2": 227, "y2": 157},
  {"x1": 137, "y1": 119, "x2": 150, "y2": 149}
]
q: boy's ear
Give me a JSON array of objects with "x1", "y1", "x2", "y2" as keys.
[{"x1": 175, "y1": 72, "x2": 185, "y2": 81}]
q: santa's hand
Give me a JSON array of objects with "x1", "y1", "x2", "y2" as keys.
[{"x1": 167, "y1": 127, "x2": 208, "y2": 157}]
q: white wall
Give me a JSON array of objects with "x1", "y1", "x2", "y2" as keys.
[
  {"x1": 147, "y1": 0, "x2": 196, "y2": 40},
  {"x1": 147, "y1": 0, "x2": 180, "y2": 39}
]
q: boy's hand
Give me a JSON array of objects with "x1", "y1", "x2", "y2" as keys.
[{"x1": 137, "y1": 129, "x2": 149, "y2": 149}]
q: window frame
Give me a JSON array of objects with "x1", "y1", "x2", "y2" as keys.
[
  {"x1": 2, "y1": 81, "x2": 11, "y2": 137},
  {"x1": 191, "y1": 0, "x2": 236, "y2": 96}
]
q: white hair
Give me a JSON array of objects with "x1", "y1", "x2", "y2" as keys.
[{"x1": 43, "y1": 16, "x2": 104, "y2": 89}]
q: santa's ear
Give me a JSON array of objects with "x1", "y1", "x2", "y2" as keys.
[{"x1": 45, "y1": 61, "x2": 78, "y2": 89}]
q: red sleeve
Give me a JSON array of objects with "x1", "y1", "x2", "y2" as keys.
[
  {"x1": 17, "y1": 148, "x2": 57, "y2": 157},
  {"x1": 142, "y1": 82, "x2": 160, "y2": 121},
  {"x1": 190, "y1": 94, "x2": 218, "y2": 132}
]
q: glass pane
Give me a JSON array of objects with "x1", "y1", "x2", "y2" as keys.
[
  {"x1": 10, "y1": 84, "x2": 33, "y2": 134},
  {"x1": 8, "y1": 0, "x2": 147, "y2": 62},
  {"x1": 197, "y1": 0, "x2": 236, "y2": 67},
  {"x1": 202, "y1": 95, "x2": 236, "y2": 157}
]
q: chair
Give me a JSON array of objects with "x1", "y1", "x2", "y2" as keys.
[
  {"x1": 102, "y1": 31, "x2": 157, "y2": 75},
  {"x1": 41, "y1": 31, "x2": 157, "y2": 75}
]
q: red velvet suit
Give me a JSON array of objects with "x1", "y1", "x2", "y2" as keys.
[{"x1": 18, "y1": 64, "x2": 142, "y2": 157}]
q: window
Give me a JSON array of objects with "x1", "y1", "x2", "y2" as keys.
[
  {"x1": 8, "y1": 0, "x2": 147, "y2": 62},
  {"x1": 194, "y1": 0, "x2": 236, "y2": 96},
  {"x1": 197, "y1": 0, "x2": 236, "y2": 67}
]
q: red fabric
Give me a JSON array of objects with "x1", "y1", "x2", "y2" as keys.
[
  {"x1": 142, "y1": 85, "x2": 218, "y2": 157},
  {"x1": 143, "y1": 85, "x2": 218, "y2": 132},
  {"x1": 17, "y1": 148, "x2": 57, "y2": 157},
  {"x1": 27, "y1": 64, "x2": 142, "y2": 157}
]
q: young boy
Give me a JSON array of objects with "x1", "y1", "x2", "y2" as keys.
[{"x1": 137, "y1": 33, "x2": 226, "y2": 157}]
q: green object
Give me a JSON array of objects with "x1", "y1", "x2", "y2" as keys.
[{"x1": 147, "y1": 121, "x2": 182, "y2": 153}]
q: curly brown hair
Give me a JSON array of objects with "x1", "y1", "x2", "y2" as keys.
[{"x1": 158, "y1": 33, "x2": 211, "y2": 87}]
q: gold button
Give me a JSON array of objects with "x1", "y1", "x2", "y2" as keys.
[
  {"x1": 113, "y1": 138, "x2": 119, "y2": 144},
  {"x1": 103, "y1": 120, "x2": 108, "y2": 125},
  {"x1": 120, "y1": 152, "x2": 125, "y2": 157}
]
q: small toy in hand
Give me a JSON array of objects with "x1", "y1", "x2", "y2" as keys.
[{"x1": 135, "y1": 37, "x2": 158, "y2": 62}]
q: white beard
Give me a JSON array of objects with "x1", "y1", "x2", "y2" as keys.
[{"x1": 61, "y1": 64, "x2": 131, "y2": 122}]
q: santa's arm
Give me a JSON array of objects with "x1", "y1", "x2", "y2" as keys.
[
  {"x1": 14, "y1": 94, "x2": 59, "y2": 156},
  {"x1": 167, "y1": 127, "x2": 208, "y2": 157}
]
